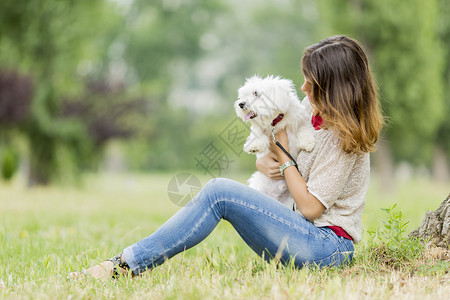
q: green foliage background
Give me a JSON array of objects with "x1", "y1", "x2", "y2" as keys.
[
  {"x1": 318, "y1": 0, "x2": 446, "y2": 164},
  {"x1": 0, "y1": 0, "x2": 448, "y2": 184}
]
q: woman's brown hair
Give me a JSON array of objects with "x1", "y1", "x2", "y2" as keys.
[{"x1": 301, "y1": 35, "x2": 384, "y2": 153}]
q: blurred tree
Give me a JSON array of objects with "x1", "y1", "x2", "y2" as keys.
[
  {"x1": 60, "y1": 79, "x2": 151, "y2": 170},
  {"x1": 0, "y1": 146, "x2": 19, "y2": 181},
  {"x1": 317, "y1": 0, "x2": 446, "y2": 179},
  {"x1": 246, "y1": 0, "x2": 318, "y2": 80},
  {"x1": 0, "y1": 70, "x2": 33, "y2": 127},
  {"x1": 116, "y1": 0, "x2": 229, "y2": 170},
  {"x1": 117, "y1": 0, "x2": 321, "y2": 172},
  {"x1": 432, "y1": 0, "x2": 450, "y2": 182},
  {"x1": 0, "y1": 0, "x2": 132, "y2": 184},
  {"x1": 122, "y1": 0, "x2": 227, "y2": 89},
  {"x1": 0, "y1": 70, "x2": 33, "y2": 180}
]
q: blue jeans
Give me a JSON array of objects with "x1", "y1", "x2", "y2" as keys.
[{"x1": 123, "y1": 178, "x2": 354, "y2": 275}]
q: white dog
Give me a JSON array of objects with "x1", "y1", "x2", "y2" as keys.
[{"x1": 234, "y1": 75, "x2": 315, "y2": 208}]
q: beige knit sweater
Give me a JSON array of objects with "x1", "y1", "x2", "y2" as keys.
[{"x1": 294, "y1": 98, "x2": 370, "y2": 244}]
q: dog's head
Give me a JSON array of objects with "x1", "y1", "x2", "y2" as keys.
[{"x1": 234, "y1": 75, "x2": 298, "y2": 128}]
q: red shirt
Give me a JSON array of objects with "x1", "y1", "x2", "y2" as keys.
[{"x1": 311, "y1": 114, "x2": 323, "y2": 130}]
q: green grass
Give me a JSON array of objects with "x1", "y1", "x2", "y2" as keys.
[{"x1": 0, "y1": 172, "x2": 448, "y2": 299}]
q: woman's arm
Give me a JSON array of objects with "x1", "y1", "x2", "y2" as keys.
[{"x1": 269, "y1": 130, "x2": 325, "y2": 221}]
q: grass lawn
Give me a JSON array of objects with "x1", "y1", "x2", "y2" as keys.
[{"x1": 0, "y1": 172, "x2": 448, "y2": 299}]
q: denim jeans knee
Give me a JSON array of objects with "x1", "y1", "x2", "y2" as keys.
[{"x1": 123, "y1": 178, "x2": 354, "y2": 274}]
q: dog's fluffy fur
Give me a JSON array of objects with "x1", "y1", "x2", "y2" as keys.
[{"x1": 235, "y1": 75, "x2": 315, "y2": 208}]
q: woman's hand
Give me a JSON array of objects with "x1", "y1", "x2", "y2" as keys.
[
  {"x1": 258, "y1": 129, "x2": 324, "y2": 220},
  {"x1": 256, "y1": 130, "x2": 292, "y2": 180},
  {"x1": 255, "y1": 152, "x2": 283, "y2": 180},
  {"x1": 269, "y1": 129, "x2": 291, "y2": 164}
]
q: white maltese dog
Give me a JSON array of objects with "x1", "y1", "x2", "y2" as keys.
[{"x1": 234, "y1": 75, "x2": 315, "y2": 208}]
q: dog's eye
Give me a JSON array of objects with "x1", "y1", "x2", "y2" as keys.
[{"x1": 252, "y1": 91, "x2": 258, "y2": 97}]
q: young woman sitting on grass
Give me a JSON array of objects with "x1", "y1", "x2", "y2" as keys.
[{"x1": 71, "y1": 35, "x2": 384, "y2": 280}]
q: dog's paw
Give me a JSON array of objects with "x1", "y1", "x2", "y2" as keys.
[
  {"x1": 244, "y1": 139, "x2": 268, "y2": 154},
  {"x1": 297, "y1": 139, "x2": 315, "y2": 152},
  {"x1": 244, "y1": 148, "x2": 258, "y2": 154},
  {"x1": 297, "y1": 130, "x2": 315, "y2": 152},
  {"x1": 243, "y1": 143, "x2": 258, "y2": 154}
]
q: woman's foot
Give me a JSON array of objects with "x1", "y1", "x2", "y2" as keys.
[
  {"x1": 69, "y1": 255, "x2": 129, "y2": 281},
  {"x1": 69, "y1": 261, "x2": 114, "y2": 281},
  {"x1": 87, "y1": 260, "x2": 117, "y2": 281}
]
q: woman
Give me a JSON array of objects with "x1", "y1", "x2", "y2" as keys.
[{"x1": 74, "y1": 35, "x2": 383, "y2": 280}]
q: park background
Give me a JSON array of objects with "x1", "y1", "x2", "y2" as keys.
[{"x1": 0, "y1": 0, "x2": 449, "y2": 299}]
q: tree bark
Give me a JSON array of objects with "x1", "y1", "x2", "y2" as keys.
[{"x1": 409, "y1": 194, "x2": 450, "y2": 249}]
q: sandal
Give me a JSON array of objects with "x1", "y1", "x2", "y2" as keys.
[
  {"x1": 107, "y1": 252, "x2": 131, "y2": 278},
  {"x1": 68, "y1": 252, "x2": 130, "y2": 281}
]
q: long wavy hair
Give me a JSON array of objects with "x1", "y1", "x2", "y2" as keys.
[{"x1": 301, "y1": 35, "x2": 384, "y2": 153}]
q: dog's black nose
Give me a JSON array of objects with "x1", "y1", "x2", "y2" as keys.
[{"x1": 239, "y1": 102, "x2": 245, "y2": 109}]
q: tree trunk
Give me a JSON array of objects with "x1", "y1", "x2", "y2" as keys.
[
  {"x1": 27, "y1": 132, "x2": 55, "y2": 186},
  {"x1": 432, "y1": 145, "x2": 450, "y2": 183},
  {"x1": 372, "y1": 138, "x2": 395, "y2": 193},
  {"x1": 409, "y1": 194, "x2": 450, "y2": 249}
]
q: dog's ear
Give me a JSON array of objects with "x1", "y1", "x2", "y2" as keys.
[
  {"x1": 280, "y1": 78, "x2": 300, "y2": 106},
  {"x1": 268, "y1": 78, "x2": 297, "y2": 112}
]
